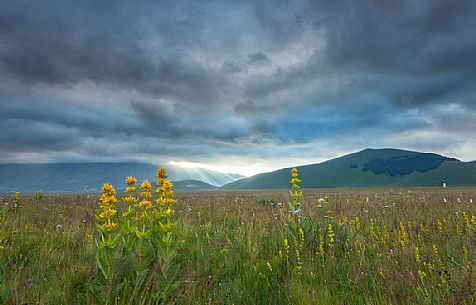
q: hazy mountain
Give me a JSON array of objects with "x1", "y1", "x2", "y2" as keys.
[
  {"x1": 0, "y1": 163, "x2": 242, "y2": 193},
  {"x1": 172, "y1": 180, "x2": 217, "y2": 191},
  {"x1": 223, "y1": 148, "x2": 476, "y2": 189}
]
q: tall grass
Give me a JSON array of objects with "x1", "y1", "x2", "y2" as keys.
[{"x1": 0, "y1": 186, "x2": 475, "y2": 304}]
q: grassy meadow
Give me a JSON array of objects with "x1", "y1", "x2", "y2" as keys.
[{"x1": 0, "y1": 186, "x2": 475, "y2": 304}]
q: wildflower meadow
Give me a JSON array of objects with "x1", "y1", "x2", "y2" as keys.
[{"x1": 0, "y1": 167, "x2": 475, "y2": 304}]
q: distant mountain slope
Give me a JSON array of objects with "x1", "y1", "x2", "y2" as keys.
[
  {"x1": 223, "y1": 148, "x2": 476, "y2": 189},
  {"x1": 0, "y1": 163, "x2": 242, "y2": 193},
  {"x1": 172, "y1": 180, "x2": 217, "y2": 191}
]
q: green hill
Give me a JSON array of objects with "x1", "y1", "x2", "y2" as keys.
[
  {"x1": 223, "y1": 148, "x2": 476, "y2": 189},
  {"x1": 172, "y1": 180, "x2": 217, "y2": 191}
]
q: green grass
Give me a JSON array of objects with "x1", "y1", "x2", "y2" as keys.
[{"x1": 0, "y1": 188, "x2": 475, "y2": 304}]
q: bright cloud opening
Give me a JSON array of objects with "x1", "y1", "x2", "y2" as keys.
[{"x1": 168, "y1": 161, "x2": 275, "y2": 177}]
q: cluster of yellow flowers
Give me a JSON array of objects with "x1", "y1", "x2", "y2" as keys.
[
  {"x1": 118, "y1": 168, "x2": 178, "y2": 239},
  {"x1": 156, "y1": 167, "x2": 177, "y2": 233},
  {"x1": 284, "y1": 168, "x2": 305, "y2": 276},
  {"x1": 122, "y1": 177, "x2": 138, "y2": 218},
  {"x1": 327, "y1": 223, "x2": 335, "y2": 252},
  {"x1": 290, "y1": 168, "x2": 301, "y2": 190},
  {"x1": 398, "y1": 221, "x2": 409, "y2": 248},
  {"x1": 95, "y1": 167, "x2": 180, "y2": 301},
  {"x1": 97, "y1": 183, "x2": 119, "y2": 248},
  {"x1": 289, "y1": 167, "x2": 302, "y2": 222},
  {"x1": 283, "y1": 166, "x2": 343, "y2": 276},
  {"x1": 14, "y1": 191, "x2": 21, "y2": 205},
  {"x1": 139, "y1": 180, "x2": 153, "y2": 211},
  {"x1": 124, "y1": 177, "x2": 137, "y2": 198}
]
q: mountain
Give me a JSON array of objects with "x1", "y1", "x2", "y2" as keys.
[
  {"x1": 172, "y1": 180, "x2": 217, "y2": 191},
  {"x1": 0, "y1": 163, "x2": 242, "y2": 193},
  {"x1": 223, "y1": 148, "x2": 476, "y2": 189}
]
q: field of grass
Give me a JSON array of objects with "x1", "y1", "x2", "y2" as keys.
[{"x1": 0, "y1": 187, "x2": 475, "y2": 304}]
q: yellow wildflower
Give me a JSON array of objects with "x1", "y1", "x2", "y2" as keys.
[
  {"x1": 284, "y1": 238, "x2": 290, "y2": 260},
  {"x1": 266, "y1": 261, "x2": 273, "y2": 272},
  {"x1": 437, "y1": 219, "x2": 444, "y2": 233},
  {"x1": 101, "y1": 183, "x2": 115, "y2": 196},
  {"x1": 140, "y1": 180, "x2": 153, "y2": 191},
  {"x1": 97, "y1": 209, "x2": 117, "y2": 221},
  {"x1": 156, "y1": 167, "x2": 168, "y2": 179},
  {"x1": 415, "y1": 246, "x2": 421, "y2": 264},
  {"x1": 157, "y1": 197, "x2": 176, "y2": 207},
  {"x1": 163, "y1": 188, "x2": 174, "y2": 197},
  {"x1": 139, "y1": 200, "x2": 153, "y2": 210},
  {"x1": 328, "y1": 223, "x2": 335, "y2": 250},
  {"x1": 290, "y1": 168, "x2": 301, "y2": 191},
  {"x1": 125, "y1": 186, "x2": 136, "y2": 195},
  {"x1": 161, "y1": 180, "x2": 174, "y2": 189},
  {"x1": 140, "y1": 191, "x2": 152, "y2": 199},
  {"x1": 125, "y1": 176, "x2": 137, "y2": 186},
  {"x1": 99, "y1": 194, "x2": 118, "y2": 205},
  {"x1": 123, "y1": 196, "x2": 138, "y2": 205},
  {"x1": 165, "y1": 207, "x2": 175, "y2": 217},
  {"x1": 290, "y1": 177, "x2": 301, "y2": 184},
  {"x1": 14, "y1": 191, "x2": 21, "y2": 204},
  {"x1": 418, "y1": 270, "x2": 427, "y2": 279}
]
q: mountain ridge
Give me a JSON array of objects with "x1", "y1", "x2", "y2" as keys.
[
  {"x1": 2, "y1": 149, "x2": 475, "y2": 193},
  {"x1": 222, "y1": 148, "x2": 476, "y2": 189},
  {"x1": 171, "y1": 179, "x2": 218, "y2": 191},
  {"x1": 0, "y1": 162, "x2": 242, "y2": 193}
]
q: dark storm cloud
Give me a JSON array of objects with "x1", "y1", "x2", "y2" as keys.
[
  {"x1": 318, "y1": 0, "x2": 476, "y2": 74},
  {"x1": 315, "y1": 0, "x2": 476, "y2": 107},
  {"x1": 247, "y1": 52, "x2": 270, "y2": 64},
  {"x1": 1, "y1": 0, "x2": 476, "y2": 164},
  {"x1": 244, "y1": 0, "x2": 476, "y2": 106},
  {"x1": 0, "y1": 0, "x2": 225, "y2": 104}
]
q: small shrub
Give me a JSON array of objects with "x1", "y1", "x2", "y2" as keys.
[
  {"x1": 257, "y1": 198, "x2": 277, "y2": 206},
  {"x1": 34, "y1": 191, "x2": 44, "y2": 202}
]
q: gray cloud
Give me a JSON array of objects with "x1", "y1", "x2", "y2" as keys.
[
  {"x1": 248, "y1": 52, "x2": 270, "y2": 64},
  {"x1": 1, "y1": 0, "x2": 476, "y2": 166}
]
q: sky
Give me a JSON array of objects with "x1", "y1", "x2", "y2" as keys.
[{"x1": 1, "y1": 0, "x2": 476, "y2": 176}]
